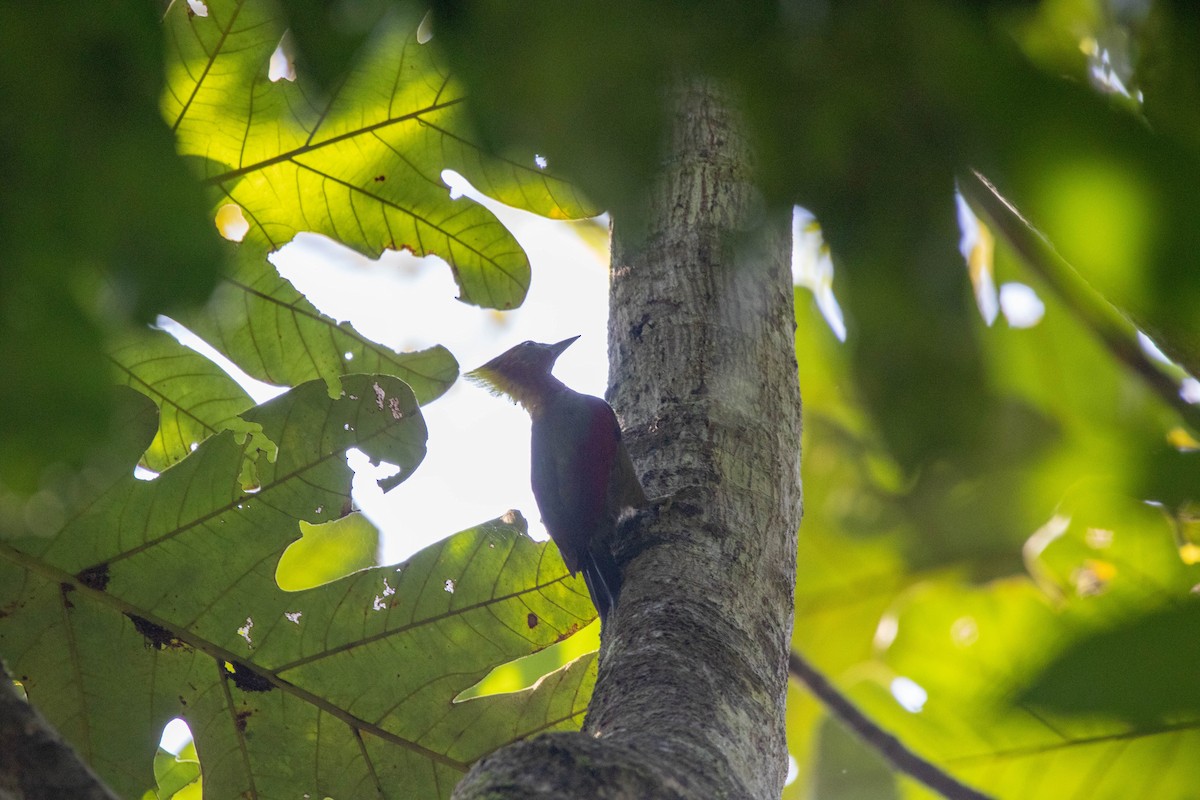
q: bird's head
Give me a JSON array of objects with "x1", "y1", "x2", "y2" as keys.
[{"x1": 466, "y1": 336, "x2": 580, "y2": 406}]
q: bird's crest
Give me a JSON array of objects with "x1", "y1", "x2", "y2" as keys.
[
  {"x1": 464, "y1": 364, "x2": 521, "y2": 402},
  {"x1": 465, "y1": 337, "x2": 580, "y2": 409}
]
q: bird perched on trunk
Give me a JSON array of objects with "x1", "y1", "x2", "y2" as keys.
[{"x1": 467, "y1": 337, "x2": 645, "y2": 624}]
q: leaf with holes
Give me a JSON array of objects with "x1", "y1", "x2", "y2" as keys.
[
  {"x1": 179, "y1": 243, "x2": 460, "y2": 403},
  {"x1": 110, "y1": 244, "x2": 458, "y2": 473},
  {"x1": 0, "y1": 377, "x2": 597, "y2": 799},
  {"x1": 163, "y1": 0, "x2": 595, "y2": 310}
]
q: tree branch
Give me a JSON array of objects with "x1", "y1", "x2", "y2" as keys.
[
  {"x1": 454, "y1": 77, "x2": 800, "y2": 800},
  {"x1": 0, "y1": 661, "x2": 121, "y2": 800},
  {"x1": 959, "y1": 170, "x2": 1200, "y2": 430},
  {"x1": 788, "y1": 650, "x2": 992, "y2": 800}
]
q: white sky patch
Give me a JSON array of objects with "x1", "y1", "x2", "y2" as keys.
[
  {"x1": 1138, "y1": 331, "x2": 1172, "y2": 365},
  {"x1": 956, "y1": 190, "x2": 998, "y2": 326},
  {"x1": 443, "y1": 170, "x2": 468, "y2": 200},
  {"x1": 416, "y1": 10, "x2": 434, "y2": 44},
  {"x1": 791, "y1": 206, "x2": 846, "y2": 342},
  {"x1": 159, "y1": 717, "x2": 193, "y2": 755},
  {"x1": 155, "y1": 316, "x2": 287, "y2": 405},
  {"x1": 890, "y1": 676, "x2": 928, "y2": 713},
  {"x1": 269, "y1": 34, "x2": 296, "y2": 82},
  {"x1": 784, "y1": 753, "x2": 798, "y2": 787},
  {"x1": 186, "y1": 0, "x2": 208, "y2": 16},
  {"x1": 999, "y1": 282, "x2": 1045, "y2": 328},
  {"x1": 1182, "y1": 378, "x2": 1200, "y2": 405},
  {"x1": 133, "y1": 465, "x2": 160, "y2": 481}
]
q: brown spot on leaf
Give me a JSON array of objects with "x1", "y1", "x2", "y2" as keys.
[
  {"x1": 374, "y1": 174, "x2": 386, "y2": 182},
  {"x1": 227, "y1": 661, "x2": 273, "y2": 693},
  {"x1": 235, "y1": 709, "x2": 253, "y2": 732},
  {"x1": 554, "y1": 623, "x2": 582, "y2": 643},
  {"x1": 59, "y1": 584, "x2": 75, "y2": 609},
  {"x1": 76, "y1": 564, "x2": 110, "y2": 592},
  {"x1": 126, "y1": 613, "x2": 191, "y2": 651},
  {"x1": 527, "y1": 612, "x2": 539, "y2": 629}
]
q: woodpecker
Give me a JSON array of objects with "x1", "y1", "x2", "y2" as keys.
[{"x1": 467, "y1": 337, "x2": 645, "y2": 624}]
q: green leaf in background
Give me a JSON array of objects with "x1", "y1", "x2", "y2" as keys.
[
  {"x1": 810, "y1": 715, "x2": 900, "y2": 800},
  {"x1": 150, "y1": 747, "x2": 201, "y2": 800},
  {"x1": 0, "y1": 2, "x2": 223, "y2": 491},
  {"x1": 860, "y1": 490, "x2": 1200, "y2": 798},
  {"x1": 276, "y1": 512, "x2": 380, "y2": 591},
  {"x1": 0, "y1": 375, "x2": 597, "y2": 799},
  {"x1": 1018, "y1": 602, "x2": 1200, "y2": 726},
  {"x1": 164, "y1": 0, "x2": 594, "y2": 311}
]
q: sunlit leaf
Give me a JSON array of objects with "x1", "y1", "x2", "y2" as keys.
[
  {"x1": 0, "y1": 378, "x2": 596, "y2": 799},
  {"x1": 180, "y1": 244, "x2": 459, "y2": 402},
  {"x1": 163, "y1": 0, "x2": 594, "y2": 310},
  {"x1": 275, "y1": 512, "x2": 379, "y2": 591}
]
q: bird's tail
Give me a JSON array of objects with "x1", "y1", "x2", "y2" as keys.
[{"x1": 580, "y1": 544, "x2": 623, "y2": 625}]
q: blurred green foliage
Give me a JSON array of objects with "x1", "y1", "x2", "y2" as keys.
[{"x1": 0, "y1": 1, "x2": 224, "y2": 492}]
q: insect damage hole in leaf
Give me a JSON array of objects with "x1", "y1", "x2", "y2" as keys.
[
  {"x1": 269, "y1": 32, "x2": 296, "y2": 82},
  {"x1": 214, "y1": 203, "x2": 249, "y2": 242},
  {"x1": 416, "y1": 10, "x2": 433, "y2": 44},
  {"x1": 371, "y1": 576, "x2": 397, "y2": 611},
  {"x1": 158, "y1": 717, "x2": 194, "y2": 756},
  {"x1": 237, "y1": 616, "x2": 254, "y2": 646}
]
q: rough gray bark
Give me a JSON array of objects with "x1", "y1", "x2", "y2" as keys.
[{"x1": 454, "y1": 79, "x2": 800, "y2": 800}]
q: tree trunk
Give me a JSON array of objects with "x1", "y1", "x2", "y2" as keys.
[{"x1": 454, "y1": 78, "x2": 801, "y2": 800}]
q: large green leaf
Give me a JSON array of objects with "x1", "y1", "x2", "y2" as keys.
[
  {"x1": 110, "y1": 326, "x2": 256, "y2": 474},
  {"x1": 163, "y1": 0, "x2": 594, "y2": 310},
  {"x1": 180, "y1": 244, "x2": 459, "y2": 403},
  {"x1": 0, "y1": 377, "x2": 597, "y2": 799},
  {"x1": 108, "y1": 243, "x2": 459, "y2": 473}
]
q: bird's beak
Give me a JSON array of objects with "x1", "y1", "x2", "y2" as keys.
[{"x1": 549, "y1": 335, "x2": 580, "y2": 359}]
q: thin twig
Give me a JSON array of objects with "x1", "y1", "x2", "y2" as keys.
[{"x1": 788, "y1": 650, "x2": 993, "y2": 800}]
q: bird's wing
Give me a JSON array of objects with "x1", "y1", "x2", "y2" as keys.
[{"x1": 530, "y1": 393, "x2": 621, "y2": 572}]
